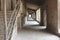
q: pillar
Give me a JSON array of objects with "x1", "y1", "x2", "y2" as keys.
[
  {"x1": 47, "y1": 0, "x2": 58, "y2": 34},
  {"x1": 40, "y1": 8, "x2": 45, "y2": 26},
  {"x1": 17, "y1": 0, "x2": 26, "y2": 30}
]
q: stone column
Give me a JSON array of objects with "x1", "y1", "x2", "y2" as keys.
[
  {"x1": 40, "y1": 8, "x2": 45, "y2": 26},
  {"x1": 47, "y1": 0, "x2": 58, "y2": 34}
]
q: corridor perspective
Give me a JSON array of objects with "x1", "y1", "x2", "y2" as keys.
[
  {"x1": 0, "y1": 0, "x2": 60, "y2": 40},
  {"x1": 23, "y1": 16, "x2": 46, "y2": 30},
  {"x1": 11, "y1": 16, "x2": 59, "y2": 40}
]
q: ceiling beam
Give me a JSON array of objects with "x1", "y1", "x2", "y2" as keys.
[{"x1": 25, "y1": 0, "x2": 46, "y2": 5}]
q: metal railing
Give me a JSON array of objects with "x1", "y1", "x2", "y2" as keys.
[{"x1": 7, "y1": 1, "x2": 20, "y2": 40}]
